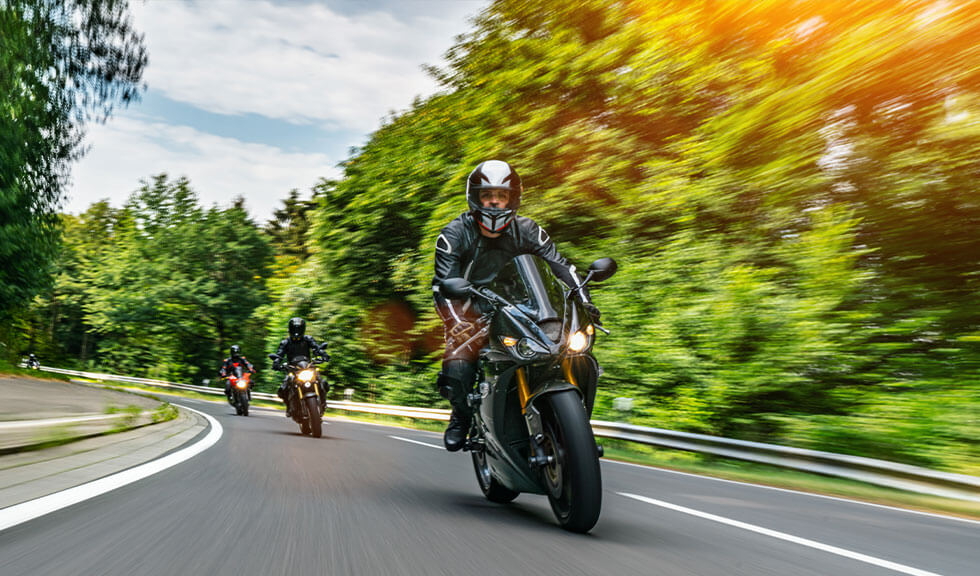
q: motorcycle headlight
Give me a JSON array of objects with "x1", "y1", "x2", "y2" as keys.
[
  {"x1": 298, "y1": 369, "x2": 315, "y2": 382},
  {"x1": 568, "y1": 330, "x2": 589, "y2": 352},
  {"x1": 304, "y1": 381, "x2": 312, "y2": 388},
  {"x1": 516, "y1": 338, "x2": 534, "y2": 358},
  {"x1": 235, "y1": 380, "x2": 247, "y2": 389},
  {"x1": 506, "y1": 337, "x2": 548, "y2": 359}
]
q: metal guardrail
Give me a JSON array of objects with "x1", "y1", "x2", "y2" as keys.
[
  {"x1": 32, "y1": 365, "x2": 979, "y2": 502},
  {"x1": 590, "y1": 420, "x2": 980, "y2": 503},
  {"x1": 34, "y1": 366, "x2": 452, "y2": 420}
]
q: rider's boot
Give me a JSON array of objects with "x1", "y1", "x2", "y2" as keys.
[
  {"x1": 318, "y1": 381, "x2": 329, "y2": 414},
  {"x1": 277, "y1": 385, "x2": 291, "y2": 417},
  {"x1": 444, "y1": 409, "x2": 470, "y2": 452},
  {"x1": 440, "y1": 360, "x2": 476, "y2": 452}
]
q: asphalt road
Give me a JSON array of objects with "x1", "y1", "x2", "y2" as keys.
[{"x1": 0, "y1": 393, "x2": 976, "y2": 576}]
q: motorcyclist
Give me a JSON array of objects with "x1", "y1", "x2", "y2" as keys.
[
  {"x1": 27, "y1": 353, "x2": 40, "y2": 369},
  {"x1": 272, "y1": 317, "x2": 330, "y2": 415},
  {"x1": 219, "y1": 345, "x2": 256, "y2": 404},
  {"x1": 432, "y1": 160, "x2": 602, "y2": 451}
]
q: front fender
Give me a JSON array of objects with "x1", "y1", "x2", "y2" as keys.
[{"x1": 526, "y1": 380, "x2": 582, "y2": 411}]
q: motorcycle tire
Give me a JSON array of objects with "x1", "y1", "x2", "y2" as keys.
[
  {"x1": 241, "y1": 394, "x2": 249, "y2": 417},
  {"x1": 472, "y1": 446, "x2": 519, "y2": 503},
  {"x1": 540, "y1": 390, "x2": 602, "y2": 533},
  {"x1": 305, "y1": 396, "x2": 322, "y2": 438}
]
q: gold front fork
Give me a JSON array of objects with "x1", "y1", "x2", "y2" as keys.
[
  {"x1": 562, "y1": 359, "x2": 578, "y2": 389},
  {"x1": 516, "y1": 367, "x2": 531, "y2": 414}
]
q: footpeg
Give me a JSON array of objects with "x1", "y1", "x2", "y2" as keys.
[
  {"x1": 596, "y1": 444, "x2": 604, "y2": 457},
  {"x1": 463, "y1": 437, "x2": 485, "y2": 452}
]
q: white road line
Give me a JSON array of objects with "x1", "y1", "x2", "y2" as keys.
[
  {"x1": 0, "y1": 404, "x2": 222, "y2": 532},
  {"x1": 390, "y1": 435, "x2": 443, "y2": 450},
  {"x1": 618, "y1": 492, "x2": 943, "y2": 576},
  {"x1": 608, "y1": 459, "x2": 980, "y2": 525}
]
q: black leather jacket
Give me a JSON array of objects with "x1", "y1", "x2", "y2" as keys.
[
  {"x1": 432, "y1": 212, "x2": 586, "y2": 324},
  {"x1": 275, "y1": 335, "x2": 324, "y2": 365}
]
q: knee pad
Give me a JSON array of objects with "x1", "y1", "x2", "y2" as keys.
[
  {"x1": 439, "y1": 360, "x2": 477, "y2": 403},
  {"x1": 443, "y1": 359, "x2": 476, "y2": 385},
  {"x1": 436, "y1": 371, "x2": 451, "y2": 399}
]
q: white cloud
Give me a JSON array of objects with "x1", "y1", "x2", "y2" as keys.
[
  {"x1": 69, "y1": 116, "x2": 337, "y2": 221},
  {"x1": 131, "y1": 0, "x2": 483, "y2": 132},
  {"x1": 67, "y1": 0, "x2": 486, "y2": 220}
]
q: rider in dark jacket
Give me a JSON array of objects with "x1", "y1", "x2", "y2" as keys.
[
  {"x1": 432, "y1": 160, "x2": 601, "y2": 451},
  {"x1": 273, "y1": 317, "x2": 330, "y2": 415},
  {"x1": 219, "y1": 345, "x2": 256, "y2": 404}
]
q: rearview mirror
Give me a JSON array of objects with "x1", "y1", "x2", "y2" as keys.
[
  {"x1": 440, "y1": 277, "x2": 473, "y2": 299},
  {"x1": 268, "y1": 353, "x2": 279, "y2": 361},
  {"x1": 588, "y1": 258, "x2": 618, "y2": 283}
]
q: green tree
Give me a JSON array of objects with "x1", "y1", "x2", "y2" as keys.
[
  {"x1": 290, "y1": 0, "x2": 978, "y2": 469},
  {"x1": 265, "y1": 188, "x2": 320, "y2": 262},
  {"x1": 65, "y1": 175, "x2": 272, "y2": 383},
  {"x1": 0, "y1": 0, "x2": 146, "y2": 327}
]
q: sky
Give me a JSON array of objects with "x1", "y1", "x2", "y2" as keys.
[{"x1": 68, "y1": 0, "x2": 487, "y2": 222}]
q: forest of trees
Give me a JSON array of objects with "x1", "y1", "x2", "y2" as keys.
[{"x1": 2, "y1": 1, "x2": 977, "y2": 475}]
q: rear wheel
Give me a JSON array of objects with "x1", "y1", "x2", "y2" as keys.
[
  {"x1": 472, "y1": 446, "x2": 519, "y2": 503},
  {"x1": 539, "y1": 390, "x2": 602, "y2": 533},
  {"x1": 305, "y1": 396, "x2": 322, "y2": 438}
]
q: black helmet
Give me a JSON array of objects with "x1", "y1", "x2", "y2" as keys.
[
  {"x1": 230, "y1": 344, "x2": 241, "y2": 357},
  {"x1": 466, "y1": 160, "x2": 522, "y2": 233},
  {"x1": 288, "y1": 317, "x2": 306, "y2": 341}
]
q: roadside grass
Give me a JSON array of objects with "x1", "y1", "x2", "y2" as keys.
[
  {"x1": 152, "y1": 403, "x2": 179, "y2": 423},
  {"x1": 69, "y1": 377, "x2": 980, "y2": 520},
  {"x1": 105, "y1": 404, "x2": 144, "y2": 429},
  {"x1": 9, "y1": 403, "x2": 178, "y2": 455}
]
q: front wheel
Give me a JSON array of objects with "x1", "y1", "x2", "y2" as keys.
[
  {"x1": 539, "y1": 390, "x2": 602, "y2": 533},
  {"x1": 305, "y1": 396, "x2": 322, "y2": 438},
  {"x1": 240, "y1": 392, "x2": 249, "y2": 417},
  {"x1": 472, "y1": 447, "x2": 519, "y2": 503}
]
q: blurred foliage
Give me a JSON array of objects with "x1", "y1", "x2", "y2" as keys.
[
  {"x1": 293, "y1": 0, "x2": 980, "y2": 471},
  {"x1": 7, "y1": 0, "x2": 980, "y2": 473},
  {"x1": 0, "y1": 0, "x2": 146, "y2": 323},
  {"x1": 16, "y1": 175, "x2": 273, "y2": 385}
]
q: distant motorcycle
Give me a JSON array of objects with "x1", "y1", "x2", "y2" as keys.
[
  {"x1": 268, "y1": 350, "x2": 329, "y2": 438},
  {"x1": 440, "y1": 254, "x2": 617, "y2": 533},
  {"x1": 226, "y1": 365, "x2": 251, "y2": 416},
  {"x1": 26, "y1": 355, "x2": 40, "y2": 370}
]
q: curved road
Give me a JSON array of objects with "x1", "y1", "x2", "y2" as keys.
[{"x1": 0, "y1": 394, "x2": 976, "y2": 575}]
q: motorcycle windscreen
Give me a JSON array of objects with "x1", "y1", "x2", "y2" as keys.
[{"x1": 487, "y1": 255, "x2": 562, "y2": 322}]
